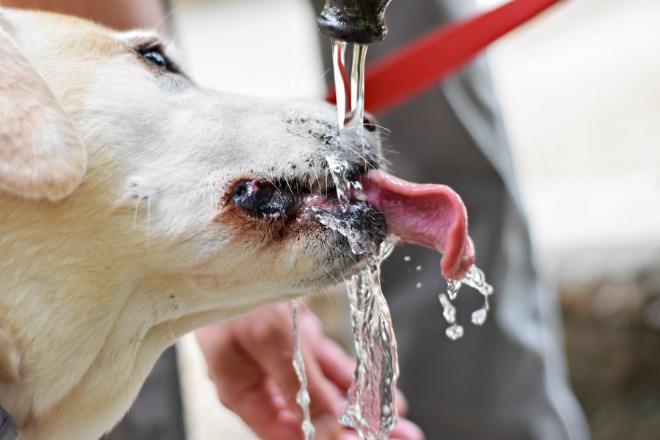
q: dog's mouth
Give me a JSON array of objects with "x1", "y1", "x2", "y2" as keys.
[
  {"x1": 227, "y1": 167, "x2": 476, "y2": 280},
  {"x1": 228, "y1": 166, "x2": 388, "y2": 251}
]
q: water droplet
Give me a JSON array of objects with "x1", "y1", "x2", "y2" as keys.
[
  {"x1": 446, "y1": 324, "x2": 464, "y2": 340},
  {"x1": 438, "y1": 294, "x2": 456, "y2": 323},
  {"x1": 342, "y1": 262, "x2": 399, "y2": 439},
  {"x1": 471, "y1": 308, "x2": 488, "y2": 326},
  {"x1": 443, "y1": 305, "x2": 456, "y2": 324},
  {"x1": 301, "y1": 420, "x2": 315, "y2": 439},
  {"x1": 404, "y1": 255, "x2": 411, "y2": 262},
  {"x1": 439, "y1": 264, "x2": 494, "y2": 339},
  {"x1": 447, "y1": 280, "x2": 461, "y2": 300},
  {"x1": 292, "y1": 300, "x2": 315, "y2": 440},
  {"x1": 460, "y1": 265, "x2": 493, "y2": 298},
  {"x1": 438, "y1": 294, "x2": 450, "y2": 308},
  {"x1": 416, "y1": 265, "x2": 423, "y2": 272},
  {"x1": 416, "y1": 282, "x2": 423, "y2": 289}
]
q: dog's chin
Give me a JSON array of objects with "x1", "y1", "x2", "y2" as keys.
[{"x1": 306, "y1": 204, "x2": 387, "y2": 284}]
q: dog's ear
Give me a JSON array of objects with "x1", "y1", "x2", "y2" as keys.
[{"x1": 0, "y1": 12, "x2": 86, "y2": 202}]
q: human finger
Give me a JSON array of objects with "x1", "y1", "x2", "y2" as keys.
[{"x1": 238, "y1": 304, "x2": 349, "y2": 438}]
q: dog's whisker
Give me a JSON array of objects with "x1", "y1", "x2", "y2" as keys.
[
  {"x1": 167, "y1": 321, "x2": 177, "y2": 346},
  {"x1": 157, "y1": 5, "x2": 186, "y2": 37},
  {"x1": 133, "y1": 197, "x2": 140, "y2": 231},
  {"x1": 319, "y1": 258, "x2": 343, "y2": 286},
  {"x1": 311, "y1": 167, "x2": 321, "y2": 192},
  {"x1": 336, "y1": 137, "x2": 372, "y2": 165},
  {"x1": 369, "y1": 123, "x2": 391, "y2": 134},
  {"x1": 284, "y1": 178, "x2": 294, "y2": 194},
  {"x1": 322, "y1": 238, "x2": 361, "y2": 269},
  {"x1": 146, "y1": 197, "x2": 151, "y2": 250},
  {"x1": 325, "y1": 173, "x2": 329, "y2": 198},
  {"x1": 312, "y1": 67, "x2": 333, "y2": 98}
]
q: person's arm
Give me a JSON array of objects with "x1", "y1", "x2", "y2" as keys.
[{"x1": 0, "y1": 0, "x2": 168, "y2": 33}]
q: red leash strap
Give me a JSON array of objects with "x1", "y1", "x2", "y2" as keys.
[{"x1": 326, "y1": 0, "x2": 563, "y2": 114}]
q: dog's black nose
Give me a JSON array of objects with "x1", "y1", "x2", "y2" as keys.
[{"x1": 231, "y1": 179, "x2": 297, "y2": 218}]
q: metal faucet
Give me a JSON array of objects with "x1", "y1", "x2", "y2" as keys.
[{"x1": 316, "y1": 0, "x2": 393, "y2": 44}]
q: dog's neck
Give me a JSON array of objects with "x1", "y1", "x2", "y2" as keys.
[
  {"x1": 0, "y1": 267, "x2": 145, "y2": 434},
  {"x1": 0, "y1": 236, "x2": 261, "y2": 440},
  {"x1": 0, "y1": 227, "x2": 165, "y2": 439}
]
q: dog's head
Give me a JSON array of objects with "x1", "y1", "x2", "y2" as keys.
[
  {"x1": 0, "y1": 8, "x2": 387, "y2": 437},
  {"x1": 1, "y1": 8, "x2": 386, "y2": 307}
]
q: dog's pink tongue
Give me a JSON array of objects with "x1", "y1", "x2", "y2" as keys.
[{"x1": 361, "y1": 171, "x2": 474, "y2": 280}]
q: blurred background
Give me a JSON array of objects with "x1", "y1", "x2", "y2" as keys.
[{"x1": 169, "y1": 0, "x2": 660, "y2": 438}]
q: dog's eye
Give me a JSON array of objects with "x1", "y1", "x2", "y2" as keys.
[
  {"x1": 144, "y1": 50, "x2": 167, "y2": 67},
  {"x1": 137, "y1": 45, "x2": 180, "y2": 74}
]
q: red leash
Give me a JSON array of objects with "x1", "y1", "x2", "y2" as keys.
[{"x1": 326, "y1": 0, "x2": 564, "y2": 115}]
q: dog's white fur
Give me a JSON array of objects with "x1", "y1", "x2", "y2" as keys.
[{"x1": 0, "y1": 9, "x2": 381, "y2": 439}]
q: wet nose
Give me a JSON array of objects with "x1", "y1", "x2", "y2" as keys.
[{"x1": 230, "y1": 179, "x2": 297, "y2": 218}]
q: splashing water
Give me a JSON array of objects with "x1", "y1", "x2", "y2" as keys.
[
  {"x1": 325, "y1": 154, "x2": 400, "y2": 438},
  {"x1": 438, "y1": 265, "x2": 493, "y2": 340},
  {"x1": 325, "y1": 155, "x2": 352, "y2": 213},
  {"x1": 292, "y1": 300, "x2": 315, "y2": 439},
  {"x1": 322, "y1": 39, "x2": 400, "y2": 439},
  {"x1": 340, "y1": 246, "x2": 399, "y2": 439},
  {"x1": 292, "y1": 38, "x2": 387, "y2": 439},
  {"x1": 294, "y1": 165, "x2": 399, "y2": 438}
]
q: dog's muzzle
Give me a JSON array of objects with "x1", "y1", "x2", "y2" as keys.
[{"x1": 229, "y1": 174, "x2": 387, "y2": 249}]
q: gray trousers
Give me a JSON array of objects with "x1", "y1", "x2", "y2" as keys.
[{"x1": 109, "y1": 0, "x2": 590, "y2": 438}]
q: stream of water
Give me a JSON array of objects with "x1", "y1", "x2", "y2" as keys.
[
  {"x1": 340, "y1": 246, "x2": 399, "y2": 439},
  {"x1": 292, "y1": 299, "x2": 315, "y2": 439},
  {"x1": 321, "y1": 151, "x2": 401, "y2": 439},
  {"x1": 291, "y1": 37, "x2": 493, "y2": 440}
]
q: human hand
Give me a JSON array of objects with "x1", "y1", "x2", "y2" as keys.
[{"x1": 195, "y1": 303, "x2": 424, "y2": 440}]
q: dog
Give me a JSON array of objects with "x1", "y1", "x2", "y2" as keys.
[{"x1": 0, "y1": 8, "x2": 387, "y2": 439}]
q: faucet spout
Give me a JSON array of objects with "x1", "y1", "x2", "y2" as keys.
[{"x1": 316, "y1": 0, "x2": 393, "y2": 44}]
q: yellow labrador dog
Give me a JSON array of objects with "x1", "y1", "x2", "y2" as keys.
[{"x1": 0, "y1": 8, "x2": 389, "y2": 439}]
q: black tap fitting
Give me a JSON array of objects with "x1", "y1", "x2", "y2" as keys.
[{"x1": 317, "y1": 0, "x2": 393, "y2": 44}]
